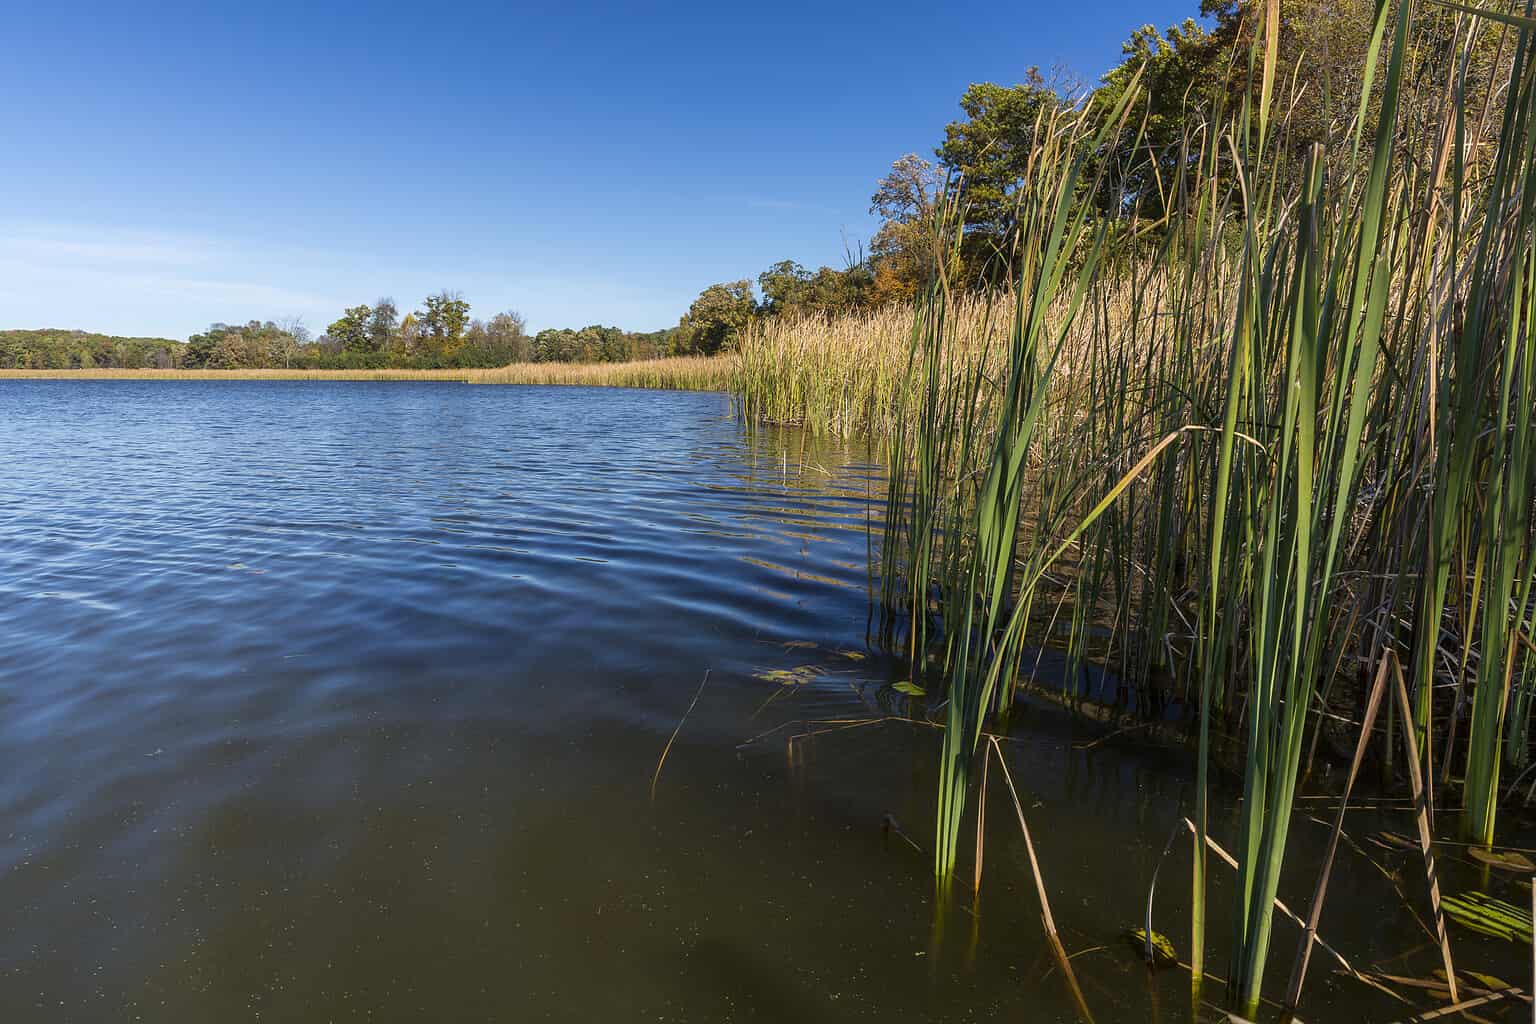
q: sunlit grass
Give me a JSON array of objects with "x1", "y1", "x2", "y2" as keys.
[
  {"x1": 470, "y1": 355, "x2": 734, "y2": 390},
  {"x1": 0, "y1": 355, "x2": 737, "y2": 391}
]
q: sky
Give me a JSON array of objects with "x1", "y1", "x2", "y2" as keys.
[{"x1": 0, "y1": 0, "x2": 1195, "y2": 340}]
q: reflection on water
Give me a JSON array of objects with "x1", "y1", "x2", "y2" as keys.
[{"x1": 0, "y1": 382, "x2": 1521, "y2": 1022}]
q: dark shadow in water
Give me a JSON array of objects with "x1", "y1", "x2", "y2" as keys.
[{"x1": 678, "y1": 936, "x2": 825, "y2": 1020}]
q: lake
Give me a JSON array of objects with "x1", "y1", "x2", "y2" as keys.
[{"x1": 0, "y1": 382, "x2": 1515, "y2": 1021}]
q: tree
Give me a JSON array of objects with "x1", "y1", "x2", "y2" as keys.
[
  {"x1": 805, "y1": 263, "x2": 873, "y2": 315},
  {"x1": 595, "y1": 325, "x2": 630, "y2": 362},
  {"x1": 483, "y1": 311, "x2": 530, "y2": 362},
  {"x1": 676, "y1": 281, "x2": 755, "y2": 355},
  {"x1": 182, "y1": 320, "x2": 297, "y2": 368},
  {"x1": 937, "y1": 70, "x2": 1067, "y2": 276},
  {"x1": 532, "y1": 327, "x2": 576, "y2": 363},
  {"x1": 272, "y1": 316, "x2": 309, "y2": 368},
  {"x1": 868, "y1": 154, "x2": 946, "y2": 304},
  {"x1": 1085, "y1": 0, "x2": 1506, "y2": 218},
  {"x1": 418, "y1": 291, "x2": 471, "y2": 361},
  {"x1": 1089, "y1": 18, "x2": 1227, "y2": 221},
  {"x1": 328, "y1": 304, "x2": 375, "y2": 354},
  {"x1": 758, "y1": 259, "x2": 874, "y2": 319},
  {"x1": 629, "y1": 329, "x2": 671, "y2": 359},
  {"x1": 184, "y1": 327, "x2": 219, "y2": 368},
  {"x1": 368, "y1": 299, "x2": 399, "y2": 352},
  {"x1": 757, "y1": 260, "x2": 813, "y2": 317},
  {"x1": 396, "y1": 313, "x2": 421, "y2": 357}
]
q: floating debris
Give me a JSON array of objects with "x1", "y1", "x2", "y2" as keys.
[
  {"x1": 1467, "y1": 848, "x2": 1536, "y2": 873},
  {"x1": 1372, "y1": 831, "x2": 1419, "y2": 852}
]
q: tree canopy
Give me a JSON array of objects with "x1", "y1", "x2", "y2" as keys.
[{"x1": 863, "y1": 0, "x2": 1509, "y2": 295}]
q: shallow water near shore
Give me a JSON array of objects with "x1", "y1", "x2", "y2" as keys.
[{"x1": 0, "y1": 381, "x2": 1528, "y2": 1021}]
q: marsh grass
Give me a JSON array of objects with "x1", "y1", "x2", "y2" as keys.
[
  {"x1": 472, "y1": 355, "x2": 735, "y2": 390},
  {"x1": 1, "y1": 355, "x2": 736, "y2": 390},
  {"x1": 734, "y1": 0, "x2": 1536, "y2": 1014}
]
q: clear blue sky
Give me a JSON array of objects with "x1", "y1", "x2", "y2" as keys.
[{"x1": 1, "y1": 0, "x2": 1195, "y2": 340}]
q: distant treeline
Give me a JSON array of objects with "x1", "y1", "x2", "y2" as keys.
[
  {"x1": 0, "y1": 267, "x2": 877, "y2": 371},
  {"x1": 0, "y1": 330, "x2": 185, "y2": 370}
]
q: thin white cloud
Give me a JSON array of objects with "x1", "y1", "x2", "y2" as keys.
[
  {"x1": 0, "y1": 220, "x2": 694, "y2": 337},
  {"x1": 7, "y1": 235, "x2": 211, "y2": 268},
  {"x1": 0, "y1": 222, "x2": 348, "y2": 335},
  {"x1": 0, "y1": 258, "x2": 334, "y2": 309}
]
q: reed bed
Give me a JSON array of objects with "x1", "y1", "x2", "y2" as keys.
[
  {"x1": 736, "y1": 302, "x2": 991, "y2": 437},
  {"x1": 1, "y1": 355, "x2": 736, "y2": 391},
  {"x1": 735, "y1": 0, "x2": 1536, "y2": 1017},
  {"x1": 470, "y1": 354, "x2": 734, "y2": 390},
  {"x1": 737, "y1": 280, "x2": 1203, "y2": 440}
]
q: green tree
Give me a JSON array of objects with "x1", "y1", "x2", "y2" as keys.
[
  {"x1": 184, "y1": 328, "x2": 219, "y2": 368},
  {"x1": 533, "y1": 327, "x2": 576, "y2": 362},
  {"x1": 183, "y1": 321, "x2": 296, "y2": 368},
  {"x1": 757, "y1": 260, "x2": 813, "y2": 317},
  {"x1": 1092, "y1": 18, "x2": 1226, "y2": 220},
  {"x1": 419, "y1": 291, "x2": 471, "y2": 361},
  {"x1": 805, "y1": 264, "x2": 873, "y2": 314},
  {"x1": 676, "y1": 280, "x2": 755, "y2": 355},
  {"x1": 937, "y1": 71, "x2": 1066, "y2": 277},
  {"x1": 328, "y1": 304, "x2": 375, "y2": 354},
  {"x1": 759, "y1": 259, "x2": 874, "y2": 319}
]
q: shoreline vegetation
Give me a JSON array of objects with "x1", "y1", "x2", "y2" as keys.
[
  {"x1": 0, "y1": 255, "x2": 871, "y2": 374},
  {"x1": 741, "y1": 2, "x2": 1530, "y2": 1022},
  {"x1": 0, "y1": 355, "x2": 738, "y2": 388}
]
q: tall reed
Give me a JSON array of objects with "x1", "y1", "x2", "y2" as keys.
[{"x1": 734, "y1": 0, "x2": 1536, "y2": 1012}]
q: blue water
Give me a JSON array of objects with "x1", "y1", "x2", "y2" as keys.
[{"x1": 0, "y1": 381, "x2": 1500, "y2": 1022}]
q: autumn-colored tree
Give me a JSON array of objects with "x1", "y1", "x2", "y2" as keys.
[{"x1": 868, "y1": 154, "x2": 945, "y2": 304}]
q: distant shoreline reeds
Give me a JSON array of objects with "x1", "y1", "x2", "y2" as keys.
[{"x1": 0, "y1": 355, "x2": 737, "y2": 390}]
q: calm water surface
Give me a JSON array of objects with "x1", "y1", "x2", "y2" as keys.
[{"x1": 0, "y1": 382, "x2": 1524, "y2": 1021}]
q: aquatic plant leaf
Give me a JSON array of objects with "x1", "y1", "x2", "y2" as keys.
[
  {"x1": 1441, "y1": 892, "x2": 1533, "y2": 943},
  {"x1": 1466, "y1": 849, "x2": 1536, "y2": 873},
  {"x1": 1125, "y1": 927, "x2": 1178, "y2": 968},
  {"x1": 754, "y1": 665, "x2": 822, "y2": 686},
  {"x1": 1431, "y1": 967, "x2": 1516, "y2": 992},
  {"x1": 892, "y1": 681, "x2": 927, "y2": 697}
]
